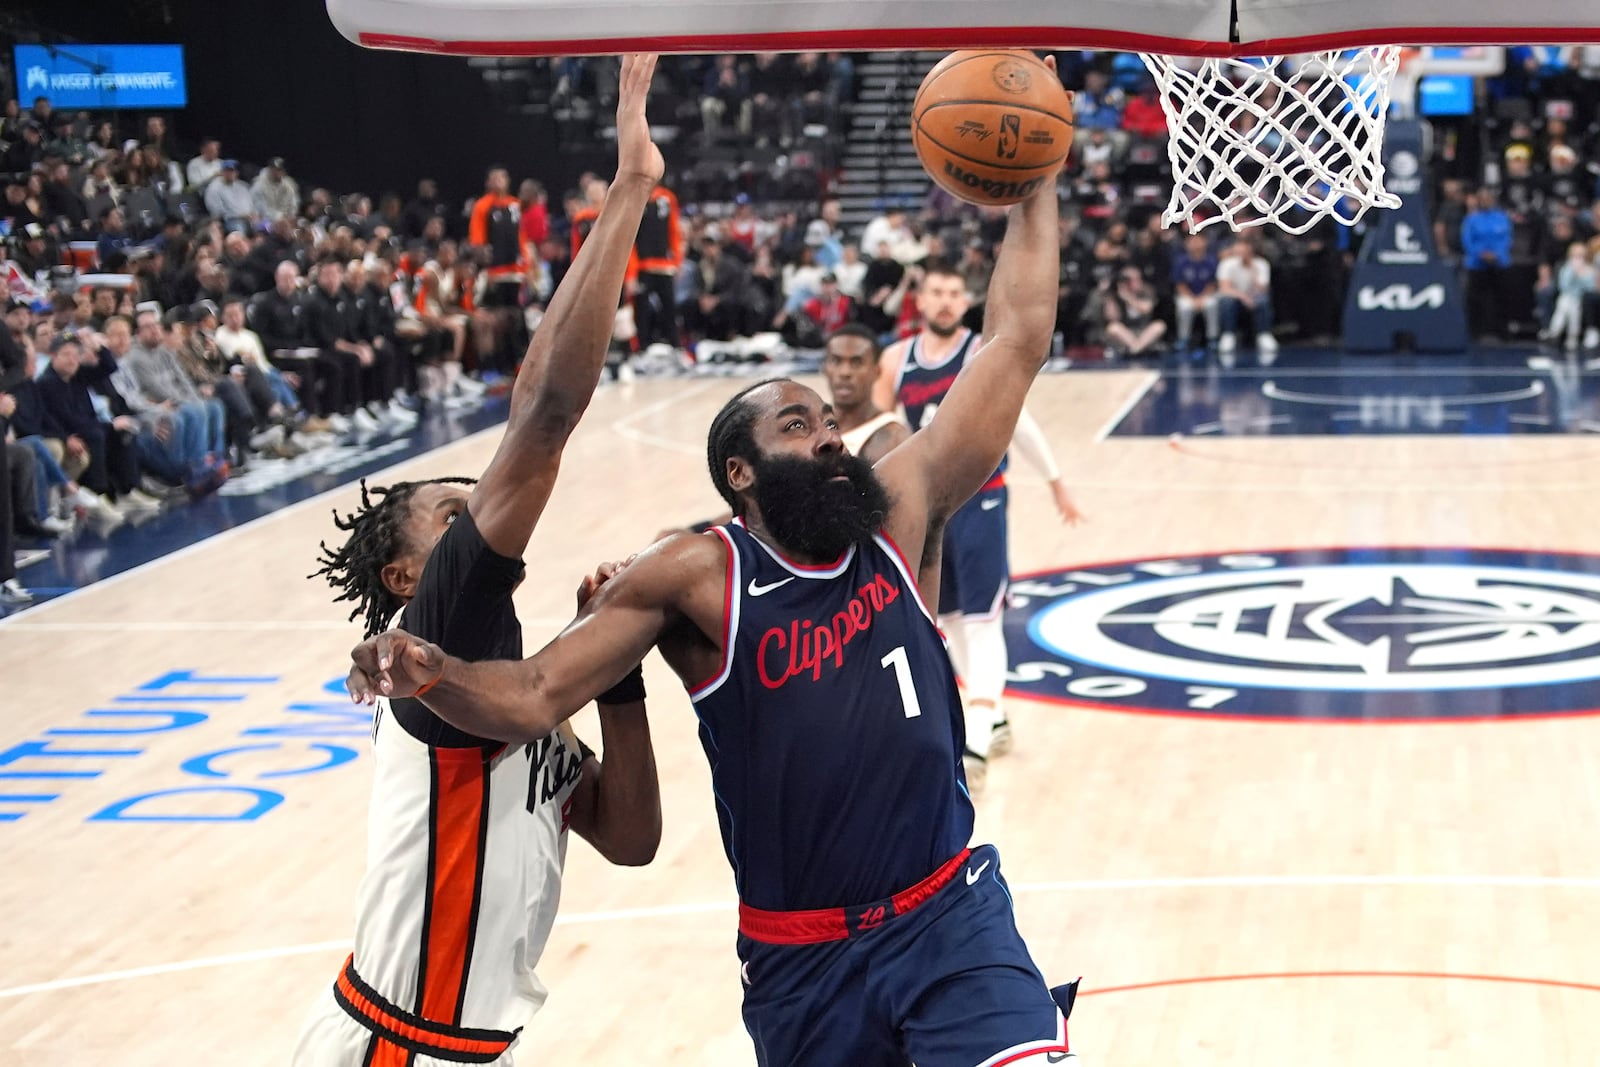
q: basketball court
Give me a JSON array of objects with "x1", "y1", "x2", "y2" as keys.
[
  {"x1": 7, "y1": 0, "x2": 1600, "y2": 1060},
  {"x1": 4, "y1": 349, "x2": 1600, "y2": 1064}
]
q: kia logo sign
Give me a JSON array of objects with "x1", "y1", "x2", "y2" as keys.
[{"x1": 1356, "y1": 284, "x2": 1447, "y2": 311}]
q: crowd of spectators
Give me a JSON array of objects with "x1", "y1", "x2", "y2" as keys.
[{"x1": 8, "y1": 46, "x2": 1600, "y2": 601}]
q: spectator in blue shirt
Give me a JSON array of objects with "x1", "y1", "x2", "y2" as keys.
[
  {"x1": 1461, "y1": 187, "x2": 1514, "y2": 339},
  {"x1": 1170, "y1": 234, "x2": 1220, "y2": 348}
]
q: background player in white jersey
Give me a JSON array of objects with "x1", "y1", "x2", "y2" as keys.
[
  {"x1": 823, "y1": 324, "x2": 910, "y2": 465},
  {"x1": 295, "y1": 55, "x2": 665, "y2": 1067},
  {"x1": 872, "y1": 266, "x2": 1082, "y2": 794}
]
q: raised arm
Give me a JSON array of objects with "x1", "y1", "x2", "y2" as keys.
[
  {"x1": 349, "y1": 533, "x2": 727, "y2": 743},
  {"x1": 469, "y1": 54, "x2": 665, "y2": 558},
  {"x1": 878, "y1": 177, "x2": 1061, "y2": 524}
]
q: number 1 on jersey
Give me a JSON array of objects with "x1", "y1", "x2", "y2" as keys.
[{"x1": 880, "y1": 645, "x2": 922, "y2": 719}]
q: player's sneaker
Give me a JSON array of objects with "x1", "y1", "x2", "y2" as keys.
[
  {"x1": 988, "y1": 718, "x2": 1013, "y2": 758},
  {"x1": 962, "y1": 747, "x2": 988, "y2": 798}
]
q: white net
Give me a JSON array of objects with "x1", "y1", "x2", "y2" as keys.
[{"x1": 1140, "y1": 47, "x2": 1403, "y2": 234}]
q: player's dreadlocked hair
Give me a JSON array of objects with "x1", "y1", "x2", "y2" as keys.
[
  {"x1": 310, "y1": 476, "x2": 477, "y2": 638},
  {"x1": 706, "y1": 378, "x2": 789, "y2": 516}
]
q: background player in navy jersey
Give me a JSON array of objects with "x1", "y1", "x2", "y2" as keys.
[
  {"x1": 298, "y1": 55, "x2": 665, "y2": 1067},
  {"x1": 872, "y1": 263, "x2": 1084, "y2": 795},
  {"x1": 347, "y1": 82, "x2": 1081, "y2": 1064}
]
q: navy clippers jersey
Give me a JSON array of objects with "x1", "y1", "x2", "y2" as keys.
[
  {"x1": 896, "y1": 329, "x2": 1006, "y2": 481},
  {"x1": 691, "y1": 520, "x2": 974, "y2": 911}
]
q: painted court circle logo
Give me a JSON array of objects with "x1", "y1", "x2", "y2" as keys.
[{"x1": 1002, "y1": 548, "x2": 1600, "y2": 721}]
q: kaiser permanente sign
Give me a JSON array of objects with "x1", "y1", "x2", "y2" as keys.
[{"x1": 14, "y1": 44, "x2": 187, "y2": 109}]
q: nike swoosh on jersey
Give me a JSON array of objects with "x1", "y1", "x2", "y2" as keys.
[
  {"x1": 981, "y1": 498, "x2": 1001, "y2": 510},
  {"x1": 965, "y1": 859, "x2": 991, "y2": 885},
  {"x1": 747, "y1": 576, "x2": 797, "y2": 597}
]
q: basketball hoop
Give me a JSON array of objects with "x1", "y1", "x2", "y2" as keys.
[{"x1": 1140, "y1": 47, "x2": 1403, "y2": 234}]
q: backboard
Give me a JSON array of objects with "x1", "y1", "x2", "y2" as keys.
[{"x1": 327, "y1": 0, "x2": 1600, "y2": 57}]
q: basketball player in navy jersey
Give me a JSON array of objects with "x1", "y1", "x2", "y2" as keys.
[
  {"x1": 297, "y1": 56, "x2": 665, "y2": 1067},
  {"x1": 873, "y1": 262, "x2": 1082, "y2": 795},
  {"x1": 349, "y1": 116, "x2": 1080, "y2": 1065}
]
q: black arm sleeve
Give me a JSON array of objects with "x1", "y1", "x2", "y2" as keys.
[{"x1": 389, "y1": 505, "x2": 529, "y2": 747}]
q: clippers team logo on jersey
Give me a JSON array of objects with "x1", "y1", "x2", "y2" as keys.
[{"x1": 1002, "y1": 548, "x2": 1600, "y2": 721}]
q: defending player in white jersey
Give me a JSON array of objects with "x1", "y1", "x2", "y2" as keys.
[
  {"x1": 873, "y1": 264, "x2": 1083, "y2": 794},
  {"x1": 823, "y1": 324, "x2": 911, "y2": 465},
  {"x1": 295, "y1": 55, "x2": 666, "y2": 1067}
]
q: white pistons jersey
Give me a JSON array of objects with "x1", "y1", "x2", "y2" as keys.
[
  {"x1": 354, "y1": 701, "x2": 585, "y2": 1029},
  {"x1": 840, "y1": 411, "x2": 906, "y2": 458},
  {"x1": 296, "y1": 507, "x2": 589, "y2": 1066}
]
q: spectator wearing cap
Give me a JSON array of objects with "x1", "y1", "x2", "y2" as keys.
[
  {"x1": 204, "y1": 161, "x2": 256, "y2": 232},
  {"x1": 252, "y1": 158, "x2": 301, "y2": 222},
  {"x1": 187, "y1": 138, "x2": 224, "y2": 192},
  {"x1": 797, "y1": 271, "x2": 856, "y2": 344},
  {"x1": 45, "y1": 113, "x2": 89, "y2": 167},
  {"x1": 171, "y1": 303, "x2": 258, "y2": 467},
  {"x1": 13, "y1": 223, "x2": 58, "y2": 279}
]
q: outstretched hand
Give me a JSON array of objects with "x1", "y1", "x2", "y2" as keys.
[
  {"x1": 576, "y1": 555, "x2": 637, "y2": 611},
  {"x1": 348, "y1": 629, "x2": 447, "y2": 705},
  {"x1": 616, "y1": 54, "x2": 665, "y2": 185}
]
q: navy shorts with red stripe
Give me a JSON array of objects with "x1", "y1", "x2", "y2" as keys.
[
  {"x1": 939, "y1": 483, "x2": 1010, "y2": 619},
  {"x1": 736, "y1": 844, "x2": 1072, "y2": 1067}
]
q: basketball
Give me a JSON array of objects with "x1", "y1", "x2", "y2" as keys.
[{"x1": 911, "y1": 50, "x2": 1075, "y2": 206}]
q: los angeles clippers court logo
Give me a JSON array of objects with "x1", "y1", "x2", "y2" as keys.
[{"x1": 1003, "y1": 548, "x2": 1600, "y2": 721}]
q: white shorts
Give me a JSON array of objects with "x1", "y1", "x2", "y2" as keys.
[{"x1": 293, "y1": 988, "x2": 519, "y2": 1067}]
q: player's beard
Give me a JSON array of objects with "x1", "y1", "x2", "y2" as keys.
[
  {"x1": 750, "y1": 450, "x2": 890, "y2": 561},
  {"x1": 926, "y1": 315, "x2": 962, "y2": 338}
]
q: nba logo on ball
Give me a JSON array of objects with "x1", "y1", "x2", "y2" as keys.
[
  {"x1": 1003, "y1": 548, "x2": 1600, "y2": 721},
  {"x1": 912, "y1": 50, "x2": 1074, "y2": 206}
]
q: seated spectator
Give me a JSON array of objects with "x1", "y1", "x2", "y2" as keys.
[
  {"x1": 1171, "y1": 233, "x2": 1220, "y2": 348},
  {"x1": 1216, "y1": 240, "x2": 1277, "y2": 363},
  {"x1": 794, "y1": 271, "x2": 855, "y2": 345},
  {"x1": 701, "y1": 55, "x2": 749, "y2": 144},
  {"x1": 14, "y1": 223, "x2": 59, "y2": 278},
  {"x1": 1121, "y1": 85, "x2": 1168, "y2": 140},
  {"x1": 832, "y1": 244, "x2": 866, "y2": 301},
  {"x1": 679, "y1": 234, "x2": 750, "y2": 343},
  {"x1": 170, "y1": 305, "x2": 259, "y2": 467},
  {"x1": 1546, "y1": 242, "x2": 1597, "y2": 350},
  {"x1": 204, "y1": 161, "x2": 257, "y2": 232},
  {"x1": 94, "y1": 314, "x2": 208, "y2": 497},
  {"x1": 252, "y1": 157, "x2": 301, "y2": 222},
  {"x1": 858, "y1": 207, "x2": 911, "y2": 263},
  {"x1": 36, "y1": 331, "x2": 162, "y2": 515},
  {"x1": 1098, "y1": 268, "x2": 1167, "y2": 358},
  {"x1": 215, "y1": 296, "x2": 314, "y2": 431},
  {"x1": 857, "y1": 241, "x2": 906, "y2": 337},
  {"x1": 0, "y1": 118, "x2": 44, "y2": 174},
  {"x1": 81, "y1": 159, "x2": 122, "y2": 206},
  {"x1": 187, "y1": 138, "x2": 224, "y2": 192},
  {"x1": 0, "y1": 334, "x2": 124, "y2": 526},
  {"x1": 115, "y1": 306, "x2": 231, "y2": 484}
]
